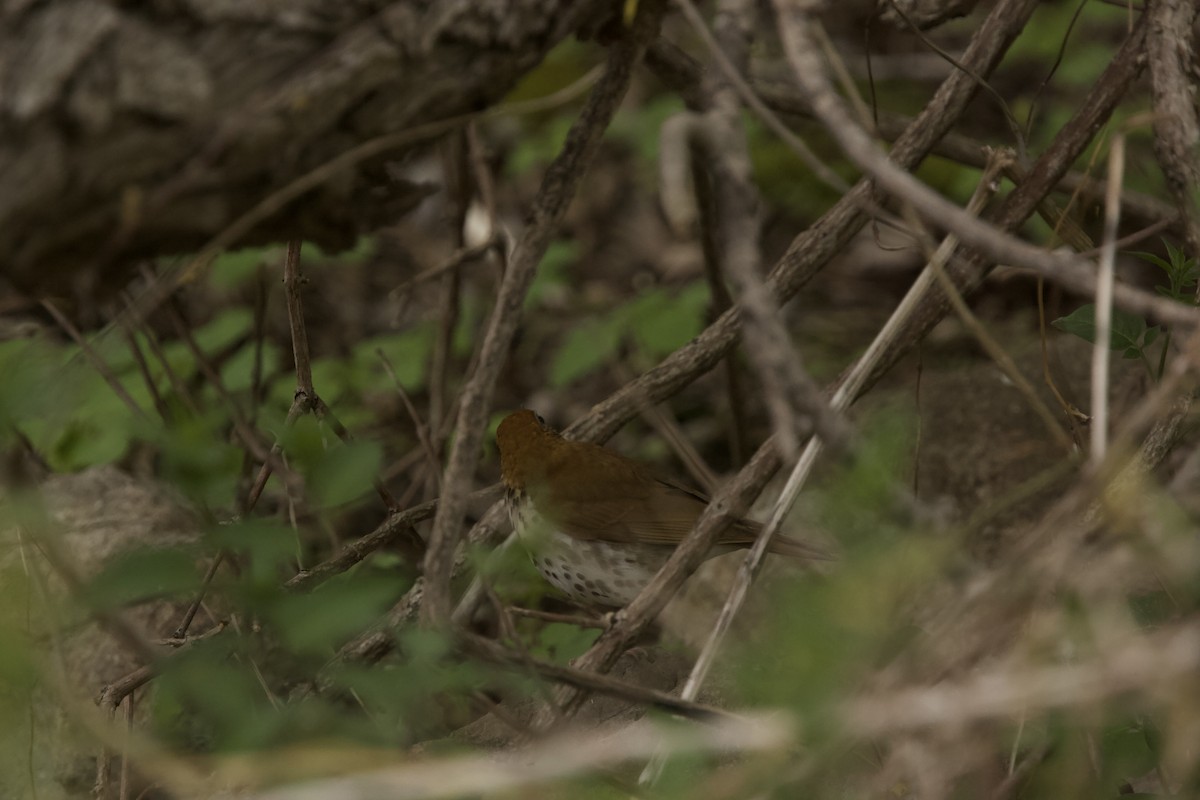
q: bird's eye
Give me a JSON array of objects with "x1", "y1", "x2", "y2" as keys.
[{"x1": 535, "y1": 413, "x2": 546, "y2": 425}]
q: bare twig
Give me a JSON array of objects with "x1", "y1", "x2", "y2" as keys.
[
  {"x1": 41, "y1": 300, "x2": 147, "y2": 421},
  {"x1": 1147, "y1": 0, "x2": 1200, "y2": 268},
  {"x1": 282, "y1": 241, "x2": 316, "y2": 401},
  {"x1": 378, "y1": 349, "x2": 442, "y2": 492},
  {"x1": 117, "y1": 320, "x2": 169, "y2": 422},
  {"x1": 240, "y1": 712, "x2": 791, "y2": 800},
  {"x1": 681, "y1": 0, "x2": 850, "y2": 459},
  {"x1": 1091, "y1": 136, "x2": 1126, "y2": 464},
  {"x1": 651, "y1": 39, "x2": 1181, "y2": 236},
  {"x1": 420, "y1": 0, "x2": 668, "y2": 625},
  {"x1": 614, "y1": 362, "x2": 717, "y2": 493},
  {"x1": 537, "y1": 441, "x2": 783, "y2": 727},
  {"x1": 770, "y1": 1, "x2": 1160, "y2": 340},
  {"x1": 460, "y1": 633, "x2": 729, "y2": 721},
  {"x1": 673, "y1": 0, "x2": 850, "y2": 195},
  {"x1": 115, "y1": 65, "x2": 607, "y2": 332},
  {"x1": 507, "y1": 606, "x2": 609, "y2": 629},
  {"x1": 922, "y1": 162, "x2": 1075, "y2": 454},
  {"x1": 285, "y1": 486, "x2": 502, "y2": 592},
  {"x1": 281, "y1": 0, "x2": 1044, "y2": 596},
  {"x1": 843, "y1": 623, "x2": 1200, "y2": 735}
]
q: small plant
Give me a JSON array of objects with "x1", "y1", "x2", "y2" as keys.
[{"x1": 1052, "y1": 239, "x2": 1197, "y2": 380}]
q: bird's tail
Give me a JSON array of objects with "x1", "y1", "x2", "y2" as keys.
[{"x1": 767, "y1": 533, "x2": 836, "y2": 562}]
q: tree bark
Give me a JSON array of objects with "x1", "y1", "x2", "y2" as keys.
[{"x1": 0, "y1": 0, "x2": 602, "y2": 296}]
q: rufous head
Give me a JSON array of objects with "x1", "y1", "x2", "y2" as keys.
[{"x1": 496, "y1": 409, "x2": 561, "y2": 491}]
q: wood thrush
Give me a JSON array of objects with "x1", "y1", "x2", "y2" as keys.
[{"x1": 496, "y1": 409, "x2": 831, "y2": 608}]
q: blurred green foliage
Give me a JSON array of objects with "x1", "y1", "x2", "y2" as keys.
[
  {"x1": 551, "y1": 281, "x2": 708, "y2": 386},
  {"x1": 2, "y1": 10, "x2": 1198, "y2": 796}
]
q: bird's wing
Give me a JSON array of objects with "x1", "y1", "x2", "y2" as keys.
[
  {"x1": 533, "y1": 453, "x2": 834, "y2": 560},
  {"x1": 530, "y1": 453, "x2": 705, "y2": 545}
]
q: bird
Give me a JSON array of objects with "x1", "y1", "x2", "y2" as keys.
[{"x1": 495, "y1": 409, "x2": 831, "y2": 608}]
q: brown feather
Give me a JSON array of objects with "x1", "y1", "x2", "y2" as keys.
[{"x1": 496, "y1": 409, "x2": 832, "y2": 560}]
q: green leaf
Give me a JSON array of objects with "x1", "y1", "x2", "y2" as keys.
[
  {"x1": 210, "y1": 247, "x2": 281, "y2": 290},
  {"x1": 206, "y1": 520, "x2": 297, "y2": 587},
  {"x1": 220, "y1": 342, "x2": 281, "y2": 392},
  {"x1": 526, "y1": 240, "x2": 577, "y2": 309},
  {"x1": 551, "y1": 318, "x2": 623, "y2": 387},
  {"x1": 193, "y1": 308, "x2": 253, "y2": 354},
  {"x1": 157, "y1": 414, "x2": 242, "y2": 507},
  {"x1": 83, "y1": 547, "x2": 201, "y2": 609},
  {"x1": 308, "y1": 440, "x2": 383, "y2": 508},
  {"x1": 624, "y1": 282, "x2": 708, "y2": 358},
  {"x1": 1051, "y1": 304, "x2": 1151, "y2": 354},
  {"x1": 531, "y1": 622, "x2": 600, "y2": 663},
  {"x1": 354, "y1": 326, "x2": 435, "y2": 392},
  {"x1": 267, "y1": 573, "x2": 401, "y2": 654}
]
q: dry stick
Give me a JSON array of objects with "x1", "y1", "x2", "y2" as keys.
[
  {"x1": 420, "y1": 0, "x2": 668, "y2": 626},
  {"x1": 614, "y1": 362, "x2": 718, "y2": 493},
  {"x1": 125, "y1": 293, "x2": 202, "y2": 418},
  {"x1": 286, "y1": 485, "x2": 503, "y2": 592},
  {"x1": 283, "y1": 243, "x2": 401, "y2": 511},
  {"x1": 314, "y1": 0, "x2": 1051, "y2": 663},
  {"x1": 536, "y1": 0, "x2": 1042, "y2": 730},
  {"x1": 378, "y1": 349, "x2": 442, "y2": 492},
  {"x1": 747, "y1": 68, "x2": 1166, "y2": 229},
  {"x1": 117, "y1": 321, "x2": 170, "y2": 422},
  {"x1": 843, "y1": 621, "x2": 1200, "y2": 735},
  {"x1": 41, "y1": 300, "x2": 147, "y2": 420},
  {"x1": 683, "y1": 0, "x2": 850, "y2": 459},
  {"x1": 771, "y1": 4, "x2": 1161, "y2": 336},
  {"x1": 661, "y1": 106, "x2": 751, "y2": 463},
  {"x1": 175, "y1": 243, "x2": 317, "y2": 638},
  {"x1": 282, "y1": 241, "x2": 316, "y2": 401},
  {"x1": 537, "y1": 443, "x2": 784, "y2": 728},
  {"x1": 240, "y1": 713, "x2": 790, "y2": 800},
  {"x1": 426, "y1": 134, "x2": 470, "y2": 486},
  {"x1": 283, "y1": 0, "x2": 1044, "y2": 598},
  {"x1": 460, "y1": 633, "x2": 729, "y2": 721},
  {"x1": 673, "y1": 0, "x2": 916, "y2": 249},
  {"x1": 388, "y1": 238, "x2": 497, "y2": 301},
  {"x1": 884, "y1": 0, "x2": 1028, "y2": 161},
  {"x1": 164, "y1": 300, "x2": 285, "y2": 472},
  {"x1": 114, "y1": 67, "x2": 606, "y2": 334},
  {"x1": 667, "y1": 173, "x2": 994, "y2": 751},
  {"x1": 921, "y1": 167, "x2": 1075, "y2": 454},
  {"x1": 801, "y1": 32, "x2": 1075, "y2": 455},
  {"x1": 690, "y1": 133, "x2": 750, "y2": 464},
  {"x1": 672, "y1": 0, "x2": 847, "y2": 196},
  {"x1": 1092, "y1": 136, "x2": 1126, "y2": 465},
  {"x1": 818, "y1": 3, "x2": 1167, "y2": 398},
  {"x1": 1146, "y1": 0, "x2": 1200, "y2": 268},
  {"x1": 507, "y1": 606, "x2": 609, "y2": 629}
]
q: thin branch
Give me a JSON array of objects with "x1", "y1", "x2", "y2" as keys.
[
  {"x1": 41, "y1": 300, "x2": 147, "y2": 421},
  {"x1": 239, "y1": 712, "x2": 791, "y2": 800},
  {"x1": 378, "y1": 348, "x2": 442, "y2": 492},
  {"x1": 681, "y1": 0, "x2": 851, "y2": 459},
  {"x1": 770, "y1": 1, "x2": 1152, "y2": 336},
  {"x1": 281, "y1": 0, "x2": 1045, "y2": 595},
  {"x1": 282, "y1": 240, "x2": 316, "y2": 401},
  {"x1": 1091, "y1": 136, "x2": 1126, "y2": 464},
  {"x1": 420, "y1": 0, "x2": 668, "y2": 625},
  {"x1": 536, "y1": 441, "x2": 784, "y2": 727},
  {"x1": 460, "y1": 633, "x2": 730, "y2": 721},
  {"x1": 115, "y1": 65, "x2": 607, "y2": 333},
  {"x1": 1147, "y1": 0, "x2": 1200, "y2": 267},
  {"x1": 922, "y1": 163, "x2": 1075, "y2": 454},
  {"x1": 843, "y1": 623, "x2": 1200, "y2": 735}
]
